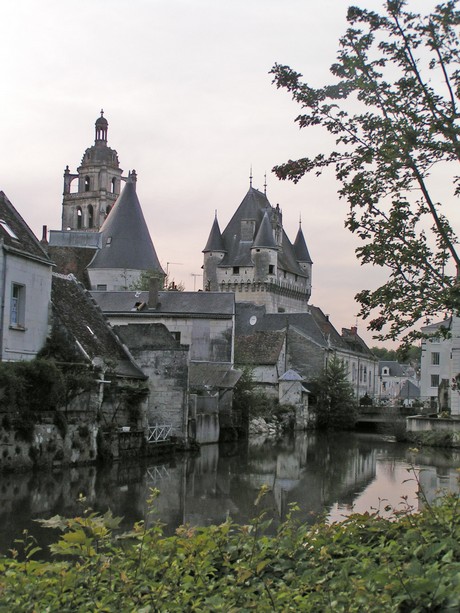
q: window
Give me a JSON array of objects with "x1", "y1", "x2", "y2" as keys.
[
  {"x1": 268, "y1": 265, "x2": 274, "y2": 274},
  {"x1": 106, "y1": 237, "x2": 112, "y2": 246},
  {"x1": 111, "y1": 177, "x2": 116, "y2": 193},
  {"x1": 0, "y1": 220, "x2": 18, "y2": 240},
  {"x1": 88, "y1": 205, "x2": 94, "y2": 228},
  {"x1": 84, "y1": 176, "x2": 91, "y2": 192},
  {"x1": 171, "y1": 331, "x2": 181, "y2": 343},
  {"x1": 105, "y1": 205, "x2": 112, "y2": 218},
  {"x1": 431, "y1": 374, "x2": 440, "y2": 388},
  {"x1": 431, "y1": 352, "x2": 440, "y2": 365},
  {"x1": 96, "y1": 284, "x2": 107, "y2": 291},
  {"x1": 77, "y1": 207, "x2": 82, "y2": 229},
  {"x1": 233, "y1": 266, "x2": 240, "y2": 274},
  {"x1": 10, "y1": 283, "x2": 25, "y2": 328}
]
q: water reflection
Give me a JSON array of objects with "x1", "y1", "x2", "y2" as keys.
[{"x1": 1, "y1": 431, "x2": 459, "y2": 555}]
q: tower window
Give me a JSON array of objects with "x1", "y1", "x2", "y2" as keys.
[
  {"x1": 105, "y1": 205, "x2": 112, "y2": 218},
  {"x1": 85, "y1": 176, "x2": 91, "y2": 192},
  {"x1": 111, "y1": 178, "x2": 116, "y2": 193},
  {"x1": 88, "y1": 204, "x2": 94, "y2": 228},
  {"x1": 77, "y1": 207, "x2": 83, "y2": 229},
  {"x1": 268, "y1": 265, "x2": 274, "y2": 274},
  {"x1": 233, "y1": 266, "x2": 240, "y2": 274}
]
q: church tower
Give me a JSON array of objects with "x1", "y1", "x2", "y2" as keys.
[{"x1": 61, "y1": 110, "x2": 123, "y2": 232}]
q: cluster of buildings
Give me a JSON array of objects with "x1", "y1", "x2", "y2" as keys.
[{"x1": 1, "y1": 110, "x2": 456, "y2": 455}]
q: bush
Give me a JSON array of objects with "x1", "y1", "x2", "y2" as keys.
[{"x1": 0, "y1": 491, "x2": 459, "y2": 611}]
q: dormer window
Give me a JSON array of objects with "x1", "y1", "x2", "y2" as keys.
[
  {"x1": 0, "y1": 220, "x2": 18, "y2": 240},
  {"x1": 106, "y1": 237, "x2": 112, "y2": 246},
  {"x1": 382, "y1": 367, "x2": 389, "y2": 376},
  {"x1": 233, "y1": 266, "x2": 240, "y2": 274}
]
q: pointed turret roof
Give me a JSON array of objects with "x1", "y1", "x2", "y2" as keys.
[
  {"x1": 294, "y1": 225, "x2": 312, "y2": 264},
  {"x1": 203, "y1": 214, "x2": 225, "y2": 252},
  {"x1": 88, "y1": 172, "x2": 164, "y2": 273},
  {"x1": 252, "y1": 211, "x2": 277, "y2": 249}
]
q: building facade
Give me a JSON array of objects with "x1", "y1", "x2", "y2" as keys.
[{"x1": 0, "y1": 191, "x2": 53, "y2": 361}]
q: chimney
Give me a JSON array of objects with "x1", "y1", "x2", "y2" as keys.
[
  {"x1": 148, "y1": 275, "x2": 160, "y2": 309},
  {"x1": 40, "y1": 225, "x2": 48, "y2": 245},
  {"x1": 351, "y1": 326, "x2": 358, "y2": 335}
]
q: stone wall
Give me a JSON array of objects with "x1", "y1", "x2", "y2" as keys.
[{"x1": 0, "y1": 421, "x2": 98, "y2": 472}]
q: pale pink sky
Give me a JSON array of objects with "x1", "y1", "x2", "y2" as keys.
[{"x1": 0, "y1": 0, "x2": 447, "y2": 348}]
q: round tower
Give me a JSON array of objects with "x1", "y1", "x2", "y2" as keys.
[
  {"x1": 61, "y1": 110, "x2": 124, "y2": 232},
  {"x1": 202, "y1": 213, "x2": 226, "y2": 291}
]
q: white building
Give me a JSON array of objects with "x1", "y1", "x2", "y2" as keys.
[
  {"x1": 0, "y1": 191, "x2": 53, "y2": 361},
  {"x1": 420, "y1": 317, "x2": 455, "y2": 412}
]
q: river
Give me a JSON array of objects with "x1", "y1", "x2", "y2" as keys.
[{"x1": 1, "y1": 430, "x2": 459, "y2": 556}]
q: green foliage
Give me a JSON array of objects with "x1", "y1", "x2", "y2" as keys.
[
  {"x1": 271, "y1": 1, "x2": 460, "y2": 342},
  {"x1": 0, "y1": 359, "x2": 65, "y2": 414},
  {"x1": 1, "y1": 489, "x2": 460, "y2": 611},
  {"x1": 311, "y1": 355, "x2": 357, "y2": 429}
]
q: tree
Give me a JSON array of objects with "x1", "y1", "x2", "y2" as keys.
[
  {"x1": 129, "y1": 270, "x2": 184, "y2": 292},
  {"x1": 310, "y1": 355, "x2": 357, "y2": 429},
  {"x1": 271, "y1": 1, "x2": 460, "y2": 343}
]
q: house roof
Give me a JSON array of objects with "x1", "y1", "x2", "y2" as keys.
[
  {"x1": 279, "y1": 369, "x2": 304, "y2": 381},
  {"x1": 234, "y1": 330, "x2": 286, "y2": 365},
  {"x1": 0, "y1": 191, "x2": 53, "y2": 265},
  {"x1": 92, "y1": 290, "x2": 235, "y2": 317},
  {"x1": 188, "y1": 362, "x2": 242, "y2": 389},
  {"x1": 341, "y1": 326, "x2": 375, "y2": 358},
  {"x1": 398, "y1": 379, "x2": 420, "y2": 399},
  {"x1": 88, "y1": 174, "x2": 164, "y2": 273},
  {"x1": 378, "y1": 361, "x2": 414, "y2": 377},
  {"x1": 51, "y1": 273, "x2": 146, "y2": 379}
]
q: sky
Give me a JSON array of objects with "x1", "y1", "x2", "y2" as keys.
[{"x1": 0, "y1": 0, "x2": 445, "y2": 349}]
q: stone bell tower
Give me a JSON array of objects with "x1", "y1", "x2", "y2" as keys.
[{"x1": 61, "y1": 110, "x2": 124, "y2": 232}]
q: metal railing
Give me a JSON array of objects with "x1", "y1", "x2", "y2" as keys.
[{"x1": 147, "y1": 424, "x2": 172, "y2": 443}]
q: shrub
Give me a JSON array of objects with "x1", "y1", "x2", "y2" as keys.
[{"x1": 0, "y1": 491, "x2": 459, "y2": 611}]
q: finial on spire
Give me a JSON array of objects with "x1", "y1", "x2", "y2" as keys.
[
  {"x1": 249, "y1": 165, "x2": 253, "y2": 188},
  {"x1": 100, "y1": 108, "x2": 104, "y2": 117},
  {"x1": 264, "y1": 172, "x2": 267, "y2": 195},
  {"x1": 214, "y1": 209, "x2": 217, "y2": 219},
  {"x1": 299, "y1": 213, "x2": 302, "y2": 227}
]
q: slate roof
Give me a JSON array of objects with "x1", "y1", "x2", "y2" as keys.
[
  {"x1": 51, "y1": 274, "x2": 146, "y2": 379},
  {"x1": 92, "y1": 290, "x2": 235, "y2": 317},
  {"x1": 88, "y1": 175, "x2": 164, "y2": 273},
  {"x1": 379, "y1": 361, "x2": 412, "y2": 377},
  {"x1": 253, "y1": 211, "x2": 277, "y2": 249},
  {"x1": 341, "y1": 327, "x2": 375, "y2": 358},
  {"x1": 215, "y1": 187, "x2": 305, "y2": 275},
  {"x1": 234, "y1": 330, "x2": 286, "y2": 365},
  {"x1": 188, "y1": 362, "x2": 242, "y2": 389},
  {"x1": 398, "y1": 379, "x2": 420, "y2": 399},
  {"x1": 0, "y1": 191, "x2": 53, "y2": 264},
  {"x1": 203, "y1": 215, "x2": 225, "y2": 252},
  {"x1": 293, "y1": 225, "x2": 313, "y2": 264},
  {"x1": 279, "y1": 369, "x2": 304, "y2": 381}
]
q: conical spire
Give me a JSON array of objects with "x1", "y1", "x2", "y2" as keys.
[
  {"x1": 203, "y1": 212, "x2": 225, "y2": 253},
  {"x1": 294, "y1": 223, "x2": 312, "y2": 263},
  {"x1": 88, "y1": 172, "x2": 164, "y2": 273},
  {"x1": 253, "y1": 211, "x2": 277, "y2": 249}
]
